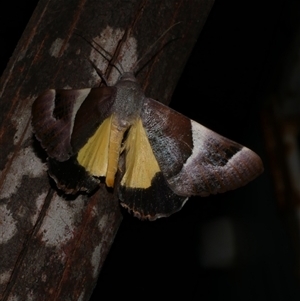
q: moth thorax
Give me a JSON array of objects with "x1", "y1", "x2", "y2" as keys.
[{"x1": 113, "y1": 81, "x2": 145, "y2": 123}]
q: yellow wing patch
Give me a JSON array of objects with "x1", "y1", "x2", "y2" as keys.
[
  {"x1": 121, "y1": 118, "x2": 160, "y2": 189},
  {"x1": 77, "y1": 114, "x2": 127, "y2": 188},
  {"x1": 77, "y1": 116, "x2": 160, "y2": 190},
  {"x1": 77, "y1": 115, "x2": 112, "y2": 178}
]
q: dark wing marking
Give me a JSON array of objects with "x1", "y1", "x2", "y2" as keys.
[
  {"x1": 71, "y1": 86, "x2": 117, "y2": 153},
  {"x1": 32, "y1": 87, "x2": 116, "y2": 161},
  {"x1": 119, "y1": 172, "x2": 187, "y2": 221},
  {"x1": 32, "y1": 89, "x2": 90, "y2": 161},
  {"x1": 48, "y1": 156, "x2": 100, "y2": 194},
  {"x1": 141, "y1": 98, "x2": 263, "y2": 197},
  {"x1": 32, "y1": 86, "x2": 117, "y2": 194}
]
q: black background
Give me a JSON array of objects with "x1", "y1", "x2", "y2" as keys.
[{"x1": 1, "y1": 1, "x2": 300, "y2": 300}]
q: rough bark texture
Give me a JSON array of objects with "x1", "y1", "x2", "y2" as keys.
[{"x1": 0, "y1": 0, "x2": 214, "y2": 300}]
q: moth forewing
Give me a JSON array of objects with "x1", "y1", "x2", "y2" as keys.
[{"x1": 140, "y1": 98, "x2": 264, "y2": 198}]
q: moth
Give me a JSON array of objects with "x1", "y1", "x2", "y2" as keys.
[{"x1": 32, "y1": 32, "x2": 263, "y2": 221}]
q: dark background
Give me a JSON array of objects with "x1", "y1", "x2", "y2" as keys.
[{"x1": 1, "y1": 1, "x2": 300, "y2": 300}]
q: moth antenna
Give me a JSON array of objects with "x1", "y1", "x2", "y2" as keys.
[
  {"x1": 105, "y1": 27, "x2": 133, "y2": 75},
  {"x1": 85, "y1": 56, "x2": 109, "y2": 86},
  {"x1": 132, "y1": 22, "x2": 181, "y2": 73},
  {"x1": 134, "y1": 37, "x2": 179, "y2": 76},
  {"x1": 75, "y1": 32, "x2": 124, "y2": 76},
  {"x1": 88, "y1": 37, "x2": 124, "y2": 75}
]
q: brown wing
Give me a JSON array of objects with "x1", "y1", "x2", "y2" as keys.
[
  {"x1": 32, "y1": 86, "x2": 117, "y2": 194},
  {"x1": 141, "y1": 98, "x2": 263, "y2": 197},
  {"x1": 32, "y1": 86, "x2": 116, "y2": 161}
]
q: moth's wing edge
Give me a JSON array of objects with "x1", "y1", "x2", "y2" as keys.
[{"x1": 141, "y1": 98, "x2": 264, "y2": 197}]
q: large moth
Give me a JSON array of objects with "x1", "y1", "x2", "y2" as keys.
[{"x1": 32, "y1": 31, "x2": 263, "y2": 221}]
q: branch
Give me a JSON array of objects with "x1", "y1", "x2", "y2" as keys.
[{"x1": 0, "y1": 0, "x2": 214, "y2": 300}]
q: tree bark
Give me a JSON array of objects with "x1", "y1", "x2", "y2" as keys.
[{"x1": 0, "y1": 0, "x2": 214, "y2": 300}]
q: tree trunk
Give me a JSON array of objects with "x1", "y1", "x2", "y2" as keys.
[{"x1": 0, "y1": 0, "x2": 214, "y2": 300}]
